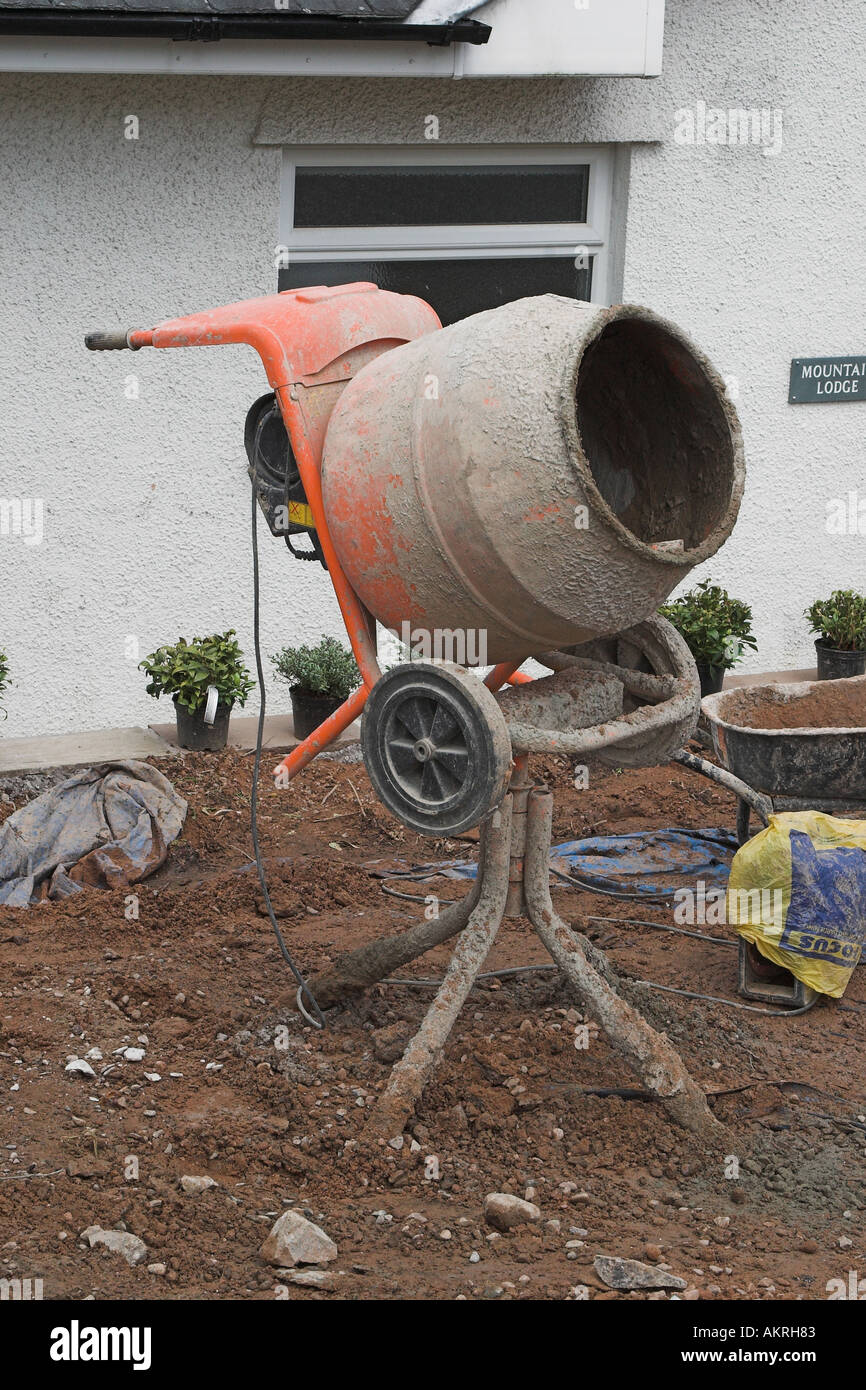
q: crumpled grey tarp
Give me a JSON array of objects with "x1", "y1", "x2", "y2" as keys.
[{"x1": 0, "y1": 760, "x2": 187, "y2": 907}]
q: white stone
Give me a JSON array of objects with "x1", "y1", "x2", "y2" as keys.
[
  {"x1": 65, "y1": 1058, "x2": 96, "y2": 1078},
  {"x1": 594, "y1": 1255, "x2": 686, "y2": 1291},
  {"x1": 284, "y1": 1269, "x2": 338, "y2": 1289},
  {"x1": 260, "y1": 1210, "x2": 337, "y2": 1268},
  {"x1": 81, "y1": 1226, "x2": 148, "y2": 1267},
  {"x1": 484, "y1": 1193, "x2": 541, "y2": 1232},
  {"x1": 180, "y1": 1175, "x2": 217, "y2": 1195}
]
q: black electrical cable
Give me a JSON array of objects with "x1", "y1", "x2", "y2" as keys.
[
  {"x1": 250, "y1": 461, "x2": 325, "y2": 1029},
  {"x1": 380, "y1": 963, "x2": 816, "y2": 1015},
  {"x1": 372, "y1": 865, "x2": 817, "y2": 1014},
  {"x1": 376, "y1": 883, "x2": 817, "y2": 1014},
  {"x1": 584, "y1": 912, "x2": 735, "y2": 947},
  {"x1": 549, "y1": 862, "x2": 675, "y2": 905}
]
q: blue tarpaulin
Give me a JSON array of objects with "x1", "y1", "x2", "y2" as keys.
[{"x1": 442, "y1": 827, "x2": 738, "y2": 898}]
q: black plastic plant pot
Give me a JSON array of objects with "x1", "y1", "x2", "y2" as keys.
[
  {"x1": 696, "y1": 662, "x2": 726, "y2": 697},
  {"x1": 815, "y1": 639, "x2": 866, "y2": 681},
  {"x1": 290, "y1": 687, "x2": 344, "y2": 741},
  {"x1": 174, "y1": 698, "x2": 231, "y2": 752}
]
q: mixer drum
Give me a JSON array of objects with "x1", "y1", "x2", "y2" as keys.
[{"x1": 321, "y1": 295, "x2": 745, "y2": 664}]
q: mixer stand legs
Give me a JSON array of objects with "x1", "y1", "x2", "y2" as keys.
[
  {"x1": 369, "y1": 798, "x2": 512, "y2": 1139},
  {"x1": 523, "y1": 789, "x2": 722, "y2": 1139},
  {"x1": 304, "y1": 807, "x2": 507, "y2": 1010},
  {"x1": 366, "y1": 785, "x2": 722, "y2": 1141}
]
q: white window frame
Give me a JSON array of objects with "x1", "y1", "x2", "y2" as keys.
[{"x1": 279, "y1": 144, "x2": 615, "y2": 306}]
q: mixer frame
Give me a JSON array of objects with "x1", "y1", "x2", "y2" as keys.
[{"x1": 85, "y1": 283, "x2": 740, "y2": 1140}]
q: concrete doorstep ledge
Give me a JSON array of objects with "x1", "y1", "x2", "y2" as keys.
[
  {"x1": 0, "y1": 712, "x2": 361, "y2": 776},
  {"x1": 148, "y1": 711, "x2": 361, "y2": 754},
  {"x1": 0, "y1": 726, "x2": 176, "y2": 776},
  {"x1": 0, "y1": 672, "x2": 817, "y2": 777}
]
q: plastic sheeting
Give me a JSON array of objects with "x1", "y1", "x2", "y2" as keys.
[
  {"x1": 420, "y1": 827, "x2": 738, "y2": 898},
  {"x1": 729, "y1": 811, "x2": 866, "y2": 998},
  {"x1": 0, "y1": 761, "x2": 187, "y2": 907}
]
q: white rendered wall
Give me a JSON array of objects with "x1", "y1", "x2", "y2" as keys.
[{"x1": 0, "y1": 0, "x2": 863, "y2": 737}]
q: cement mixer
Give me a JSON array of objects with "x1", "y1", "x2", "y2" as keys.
[{"x1": 85, "y1": 283, "x2": 745, "y2": 1139}]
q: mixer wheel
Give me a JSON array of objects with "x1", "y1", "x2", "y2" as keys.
[{"x1": 361, "y1": 663, "x2": 512, "y2": 837}]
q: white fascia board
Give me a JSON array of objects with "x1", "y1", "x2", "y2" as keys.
[
  {"x1": 460, "y1": 0, "x2": 666, "y2": 77},
  {"x1": 0, "y1": 35, "x2": 456, "y2": 76}
]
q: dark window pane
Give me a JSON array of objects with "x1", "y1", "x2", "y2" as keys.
[
  {"x1": 279, "y1": 257, "x2": 592, "y2": 325},
  {"x1": 293, "y1": 165, "x2": 589, "y2": 228}
]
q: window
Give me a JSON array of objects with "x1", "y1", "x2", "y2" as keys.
[{"x1": 278, "y1": 146, "x2": 614, "y2": 325}]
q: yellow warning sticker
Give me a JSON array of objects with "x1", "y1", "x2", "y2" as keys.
[{"x1": 288, "y1": 500, "x2": 315, "y2": 528}]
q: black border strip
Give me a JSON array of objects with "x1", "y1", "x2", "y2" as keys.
[{"x1": 0, "y1": 11, "x2": 491, "y2": 43}]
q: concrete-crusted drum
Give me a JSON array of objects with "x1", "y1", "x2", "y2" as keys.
[{"x1": 321, "y1": 294, "x2": 744, "y2": 665}]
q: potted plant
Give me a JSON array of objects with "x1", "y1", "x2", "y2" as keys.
[
  {"x1": 660, "y1": 579, "x2": 758, "y2": 696},
  {"x1": 0, "y1": 647, "x2": 9, "y2": 719},
  {"x1": 140, "y1": 629, "x2": 255, "y2": 751},
  {"x1": 805, "y1": 589, "x2": 866, "y2": 680},
  {"x1": 271, "y1": 636, "x2": 360, "y2": 740}
]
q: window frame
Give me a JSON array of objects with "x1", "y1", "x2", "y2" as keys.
[{"x1": 278, "y1": 144, "x2": 615, "y2": 306}]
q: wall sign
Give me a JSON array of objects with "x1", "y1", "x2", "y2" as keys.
[{"x1": 789, "y1": 356, "x2": 866, "y2": 403}]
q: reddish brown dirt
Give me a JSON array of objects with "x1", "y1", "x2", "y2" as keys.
[
  {"x1": 1, "y1": 748, "x2": 864, "y2": 1302},
  {"x1": 723, "y1": 682, "x2": 866, "y2": 731}
]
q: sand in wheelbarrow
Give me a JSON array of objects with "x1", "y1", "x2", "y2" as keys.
[{"x1": 727, "y1": 682, "x2": 866, "y2": 731}]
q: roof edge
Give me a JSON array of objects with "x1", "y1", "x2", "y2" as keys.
[{"x1": 0, "y1": 10, "x2": 491, "y2": 44}]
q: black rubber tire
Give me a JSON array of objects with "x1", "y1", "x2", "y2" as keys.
[{"x1": 361, "y1": 663, "x2": 512, "y2": 836}]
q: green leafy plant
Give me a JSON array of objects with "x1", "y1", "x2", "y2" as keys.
[
  {"x1": 0, "y1": 647, "x2": 9, "y2": 717},
  {"x1": 140, "y1": 630, "x2": 255, "y2": 715},
  {"x1": 660, "y1": 579, "x2": 757, "y2": 669},
  {"x1": 270, "y1": 636, "x2": 360, "y2": 700},
  {"x1": 805, "y1": 589, "x2": 866, "y2": 651}
]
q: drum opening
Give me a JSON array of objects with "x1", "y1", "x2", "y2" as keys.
[{"x1": 574, "y1": 316, "x2": 738, "y2": 554}]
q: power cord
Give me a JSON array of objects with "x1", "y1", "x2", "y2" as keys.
[{"x1": 250, "y1": 454, "x2": 325, "y2": 1029}]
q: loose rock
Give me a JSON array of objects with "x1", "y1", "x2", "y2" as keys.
[
  {"x1": 65, "y1": 1059, "x2": 96, "y2": 1079},
  {"x1": 180, "y1": 1175, "x2": 217, "y2": 1195},
  {"x1": 484, "y1": 1193, "x2": 541, "y2": 1232},
  {"x1": 594, "y1": 1255, "x2": 686, "y2": 1291},
  {"x1": 260, "y1": 1210, "x2": 337, "y2": 1268},
  {"x1": 283, "y1": 1269, "x2": 339, "y2": 1289},
  {"x1": 81, "y1": 1226, "x2": 148, "y2": 1267}
]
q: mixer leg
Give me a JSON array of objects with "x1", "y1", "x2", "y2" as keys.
[
  {"x1": 523, "y1": 788, "x2": 724, "y2": 1140},
  {"x1": 301, "y1": 816, "x2": 507, "y2": 1010},
  {"x1": 368, "y1": 797, "x2": 513, "y2": 1139}
]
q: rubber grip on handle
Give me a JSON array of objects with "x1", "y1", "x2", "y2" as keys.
[{"x1": 84, "y1": 330, "x2": 138, "y2": 351}]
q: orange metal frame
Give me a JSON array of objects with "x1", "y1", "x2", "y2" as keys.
[{"x1": 129, "y1": 283, "x2": 530, "y2": 784}]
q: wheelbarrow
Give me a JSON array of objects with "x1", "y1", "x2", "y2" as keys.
[
  {"x1": 86, "y1": 283, "x2": 746, "y2": 1138},
  {"x1": 676, "y1": 673, "x2": 866, "y2": 1009}
]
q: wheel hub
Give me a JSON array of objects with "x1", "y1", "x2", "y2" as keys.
[{"x1": 361, "y1": 662, "x2": 512, "y2": 836}]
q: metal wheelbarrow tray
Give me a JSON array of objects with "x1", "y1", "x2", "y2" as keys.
[{"x1": 701, "y1": 673, "x2": 866, "y2": 812}]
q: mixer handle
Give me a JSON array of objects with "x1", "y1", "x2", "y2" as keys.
[{"x1": 84, "y1": 330, "x2": 141, "y2": 351}]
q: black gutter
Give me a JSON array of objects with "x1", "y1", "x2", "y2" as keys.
[{"x1": 0, "y1": 11, "x2": 491, "y2": 44}]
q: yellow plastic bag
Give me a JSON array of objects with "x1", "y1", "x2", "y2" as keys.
[{"x1": 727, "y1": 811, "x2": 866, "y2": 998}]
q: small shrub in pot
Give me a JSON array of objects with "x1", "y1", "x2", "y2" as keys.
[
  {"x1": 805, "y1": 589, "x2": 866, "y2": 680},
  {"x1": 660, "y1": 579, "x2": 757, "y2": 696},
  {"x1": 270, "y1": 636, "x2": 360, "y2": 741},
  {"x1": 140, "y1": 630, "x2": 255, "y2": 750}
]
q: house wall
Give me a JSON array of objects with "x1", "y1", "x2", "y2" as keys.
[{"x1": 0, "y1": 0, "x2": 864, "y2": 737}]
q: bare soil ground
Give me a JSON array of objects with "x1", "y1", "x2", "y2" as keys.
[{"x1": 1, "y1": 748, "x2": 864, "y2": 1301}]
